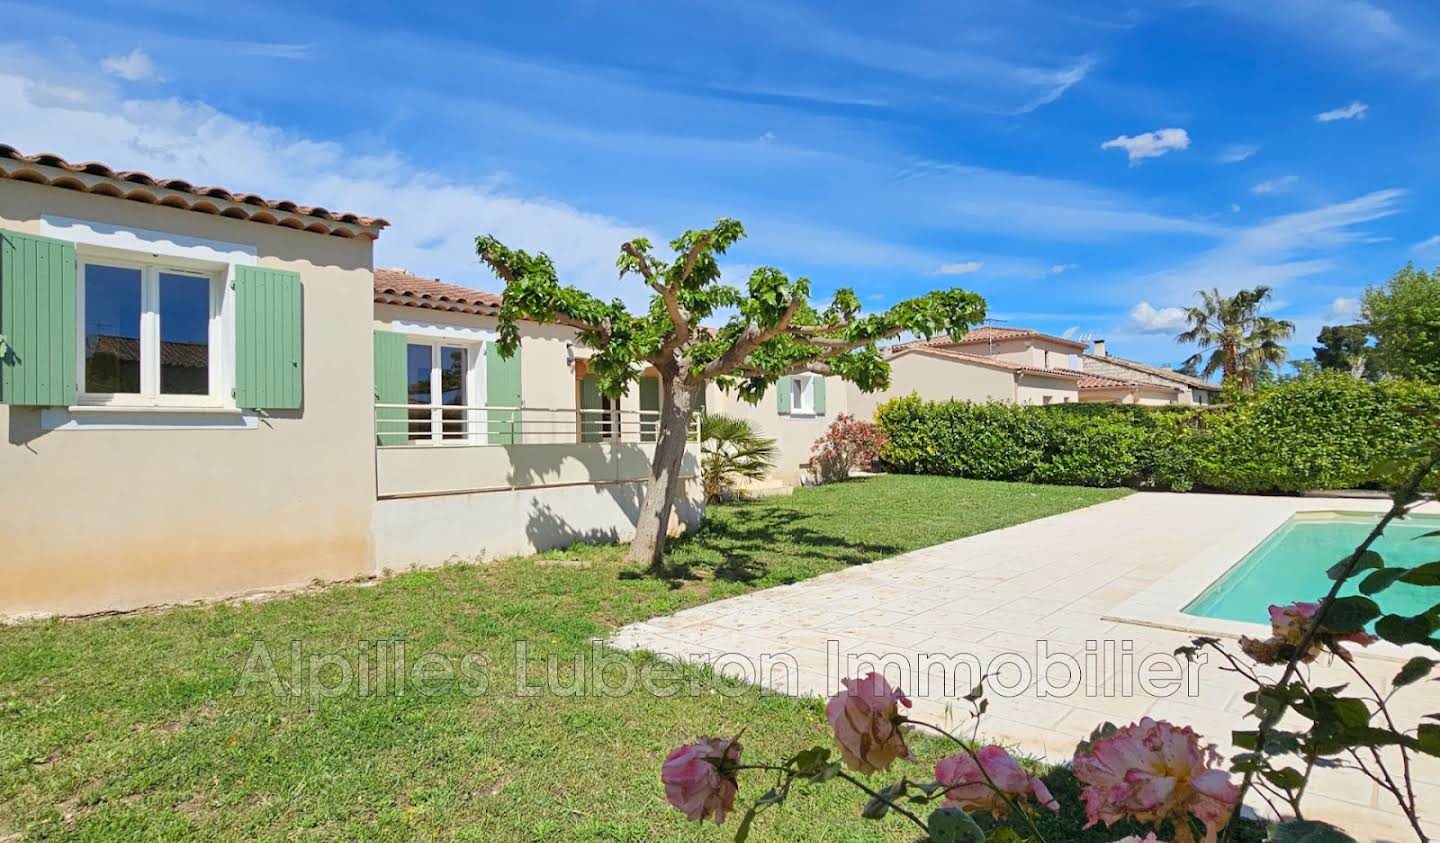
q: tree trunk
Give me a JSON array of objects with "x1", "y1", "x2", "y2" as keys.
[{"x1": 627, "y1": 377, "x2": 698, "y2": 569}]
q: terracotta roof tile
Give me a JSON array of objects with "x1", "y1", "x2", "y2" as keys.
[
  {"x1": 374, "y1": 268, "x2": 502, "y2": 314},
  {"x1": 1082, "y1": 352, "x2": 1219, "y2": 392},
  {"x1": 929, "y1": 326, "x2": 1089, "y2": 350},
  {"x1": 0, "y1": 143, "x2": 388, "y2": 239},
  {"x1": 89, "y1": 335, "x2": 208, "y2": 368}
]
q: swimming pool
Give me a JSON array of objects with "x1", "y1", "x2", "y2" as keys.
[{"x1": 1185, "y1": 510, "x2": 1439, "y2": 624}]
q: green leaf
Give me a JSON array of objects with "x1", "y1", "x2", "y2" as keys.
[
  {"x1": 1262, "y1": 766, "x2": 1306, "y2": 791},
  {"x1": 808, "y1": 761, "x2": 841, "y2": 784},
  {"x1": 1375, "y1": 613, "x2": 1436, "y2": 646},
  {"x1": 1419, "y1": 723, "x2": 1440, "y2": 758},
  {"x1": 1328, "y1": 550, "x2": 1383, "y2": 580},
  {"x1": 1321, "y1": 595, "x2": 1381, "y2": 633},
  {"x1": 1269, "y1": 820, "x2": 1360, "y2": 842},
  {"x1": 985, "y1": 827, "x2": 1026, "y2": 843},
  {"x1": 1359, "y1": 567, "x2": 1411, "y2": 595},
  {"x1": 1399, "y1": 561, "x2": 1440, "y2": 587},
  {"x1": 1394, "y1": 657, "x2": 1437, "y2": 688},
  {"x1": 927, "y1": 807, "x2": 985, "y2": 843},
  {"x1": 790, "y1": 746, "x2": 831, "y2": 776}
]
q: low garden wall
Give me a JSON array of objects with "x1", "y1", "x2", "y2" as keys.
[{"x1": 876, "y1": 373, "x2": 1440, "y2": 493}]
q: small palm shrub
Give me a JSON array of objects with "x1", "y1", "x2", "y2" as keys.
[{"x1": 700, "y1": 414, "x2": 778, "y2": 502}]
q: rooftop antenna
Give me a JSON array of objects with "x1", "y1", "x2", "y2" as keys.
[{"x1": 981, "y1": 317, "x2": 1008, "y2": 356}]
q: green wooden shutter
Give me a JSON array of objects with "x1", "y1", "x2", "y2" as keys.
[
  {"x1": 578, "y1": 374, "x2": 602, "y2": 443},
  {"x1": 486, "y1": 341, "x2": 522, "y2": 444},
  {"x1": 813, "y1": 376, "x2": 827, "y2": 415},
  {"x1": 234, "y1": 266, "x2": 302, "y2": 410},
  {"x1": 0, "y1": 229, "x2": 76, "y2": 406},
  {"x1": 776, "y1": 374, "x2": 792, "y2": 415},
  {"x1": 373, "y1": 330, "x2": 407, "y2": 446},
  {"x1": 639, "y1": 376, "x2": 660, "y2": 443}
]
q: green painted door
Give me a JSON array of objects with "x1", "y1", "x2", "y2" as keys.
[
  {"x1": 639, "y1": 376, "x2": 659, "y2": 442},
  {"x1": 0, "y1": 229, "x2": 77, "y2": 406}
]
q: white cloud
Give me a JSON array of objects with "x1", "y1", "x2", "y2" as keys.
[
  {"x1": 1325, "y1": 297, "x2": 1362, "y2": 321},
  {"x1": 1126, "y1": 301, "x2": 1189, "y2": 334},
  {"x1": 1218, "y1": 144, "x2": 1259, "y2": 164},
  {"x1": 1061, "y1": 325, "x2": 1080, "y2": 339},
  {"x1": 1315, "y1": 101, "x2": 1369, "y2": 122},
  {"x1": 0, "y1": 60, "x2": 658, "y2": 307},
  {"x1": 1251, "y1": 175, "x2": 1299, "y2": 195},
  {"x1": 1049, "y1": 263, "x2": 1078, "y2": 275},
  {"x1": 934, "y1": 261, "x2": 984, "y2": 275},
  {"x1": 1100, "y1": 128, "x2": 1190, "y2": 164},
  {"x1": 100, "y1": 49, "x2": 160, "y2": 82},
  {"x1": 1414, "y1": 234, "x2": 1440, "y2": 251},
  {"x1": 1137, "y1": 189, "x2": 1406, "y2": 301},
  {"x1": 1230, "y1": 203, "x2": 1241, "y2": 213}
]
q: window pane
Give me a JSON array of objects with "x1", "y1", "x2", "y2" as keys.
[
  {"x1": 158, "y1": 272, "x2": 211, "y2": 395},
  {"x1": 439, "y1": 346, "x2": 467, "y2": 439},
  {"x1": 407, "y1": 344, "x2": 432, "y2": 441},
  {"x1": 84, "y1": 264, "x2": 143, "y2": 393}
]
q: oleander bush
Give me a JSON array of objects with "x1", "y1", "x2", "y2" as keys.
[{"x1": 876, "y1": 373, "x2": 1440, "y2": 494}]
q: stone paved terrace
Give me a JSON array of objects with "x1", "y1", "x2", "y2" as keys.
[{"x1": 611, "y1": 492, "x2": 1440, "y2": 841}]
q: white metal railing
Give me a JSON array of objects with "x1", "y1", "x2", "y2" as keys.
[{"x1": 375, "y1": 403, "x2": 701, "y2": 447}]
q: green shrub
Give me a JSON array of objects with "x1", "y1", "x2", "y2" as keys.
[{"x1": 875, "y1": 374, "x2": 1440, "y2": 494}]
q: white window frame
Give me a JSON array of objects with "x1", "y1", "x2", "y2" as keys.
[
  {"x1": 405, "y1": 337, "x2": 485, "y2": 443},
  {"x1": 789, "y1": 373, "x2": 819, "y2": 417},
  {"x1": 76, "y1": 256, "x2": 227, "y2": 408}
]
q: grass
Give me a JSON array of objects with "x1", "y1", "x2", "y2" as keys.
[{"x1": 0, "y1": 476, "x2": 1154, "y2": 841}]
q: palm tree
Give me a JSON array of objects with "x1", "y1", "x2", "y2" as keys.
[
  {"x1": 699, "y1": 414, "x2": 778, "y2": 502},
  {"x1": 1176, "y1": 286, "x2": 1296, "y2": 391}
]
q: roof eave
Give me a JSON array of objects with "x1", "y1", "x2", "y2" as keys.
[{"x1": 0, "y1": 159, "x2": 387, "y2": 240}]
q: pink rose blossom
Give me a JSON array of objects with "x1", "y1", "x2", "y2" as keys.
[
  {"x1": 661, "y1": 736, "x2": 742, "y2": 824},
  {"x1": 1112, "y1": 836, "x2": 1167, "y2": 843},
  {"x1": 933, "y1": 744, "x2": 1059, "y2": 818},
  {"x1": 1239, "y1": 601, "x2": 1378, "y2": 664},
  {"x1": 825, "y1": 672, "x2": 912, "y2": 773},
  {"x1": 1073, "y1": 718, "x2": 1239, "y2": 843}
]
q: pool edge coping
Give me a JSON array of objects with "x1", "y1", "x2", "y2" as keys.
[{"x1": 1106, "y1": 496, "x2": 1440, "y2": 665}]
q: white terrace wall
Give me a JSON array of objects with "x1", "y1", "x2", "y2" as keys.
[
  {"x1": 0, "y1": 180, "x2": 376, "y2": 618},
  {"x1": 372, "y1": 442, "x2": 703, "y2": 567}
]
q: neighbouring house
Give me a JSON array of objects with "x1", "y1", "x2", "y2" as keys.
[
  {"x1": 847, "y1": 326, "x2": 1206, "y2": 419},
  {"x1": 1082, "y1": 339, "x2": 1221, "y2": 405},
  {"x1": 706, "y1": 370, "x2": 849, "y2": 487},
  {"x1": 0, "y1": 144, "x2": 701, "y2": 619}
]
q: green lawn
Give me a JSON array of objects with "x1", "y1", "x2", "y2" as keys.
[{"x1": 0, "y1": 476, "x2": 1143, "y2": 841}]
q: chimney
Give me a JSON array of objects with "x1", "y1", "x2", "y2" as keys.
[{"x1": 1093, "y1": 339, "x2": 1107, "y2": 357}]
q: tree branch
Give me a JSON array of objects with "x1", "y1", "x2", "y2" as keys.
[
  {"x1": 485, "y1": 257, "x2": 612, "y2": 340},
  {"x1": 679, "y1": 233, "x2": 711, "y2": 282},
  {"x1": 700, "y1": 296, "x2": 805, "y2": 379},
  {"x1": 621, "y1": 241, "x2": 691, "y2": 351}
]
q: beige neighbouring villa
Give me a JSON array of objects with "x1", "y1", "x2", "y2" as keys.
[
  {"x1": 0, "y1": 144, "x2": 702, "y2": 619},
  {"x1": 847, "y1": 326, "x2": 1220, "y2": 420}
]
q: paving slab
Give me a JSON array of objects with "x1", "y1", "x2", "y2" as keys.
[{"x1": 612, "y1": 491, "x2": 1440, "y2": 841}]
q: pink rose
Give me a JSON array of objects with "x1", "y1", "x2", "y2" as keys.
[
  {"x1": 1239, "y1": 601, "x2": 1378, "y2": 665},
  {"x1": 825, "y1": 672, "x2": 912, "y2": 773},
  {"x1": 1112, "y1": 836, "x2": 1167, "y2": 843},
  {"x1": 934, "y1": 744, "x2": 1059, "y2": 818},
  {"x1": 661, "y1": 736, "x2": 741, "y2": 824},
  {"x1": 1073, "y1": 718, "x2": 1238, "y2": 843}
]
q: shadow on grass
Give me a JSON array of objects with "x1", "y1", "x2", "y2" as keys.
[{"x1": 629, "y1": 495, "x2": 908, "y2": 586}]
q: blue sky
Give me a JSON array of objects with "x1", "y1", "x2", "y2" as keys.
[{"x1": 4, "y1": 0, "x2": 1439, "y2": 368}]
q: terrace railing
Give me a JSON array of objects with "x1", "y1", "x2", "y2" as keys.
[{"x1": 374, "y1": 403, "x2": 701, "y2": 447}]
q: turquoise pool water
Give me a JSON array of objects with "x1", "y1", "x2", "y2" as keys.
[{"x1": 1185, "y1": 511, "x2": 1439, "y2": 625}]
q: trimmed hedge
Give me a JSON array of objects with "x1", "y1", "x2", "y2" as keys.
[{"x1": 876, "y1": 373, "x2": 1440, "y2": 494}]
